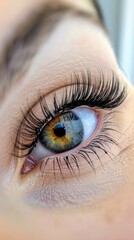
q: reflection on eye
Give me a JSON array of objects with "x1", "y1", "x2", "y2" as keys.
[{"x1": 15, "y1": 70, "x2": 127, "y2": 177}]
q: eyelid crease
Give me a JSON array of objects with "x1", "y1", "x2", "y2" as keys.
[{"x1": 14, "y1": 69, "x2": 127, "y2": 160}]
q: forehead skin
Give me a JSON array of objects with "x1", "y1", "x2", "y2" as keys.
[
  {"x1": 0, "y1": 0, "x2": 96, "y2": 35},
  {"x1": 0, "y1": 0, "x2": 134, "y2": 240}
]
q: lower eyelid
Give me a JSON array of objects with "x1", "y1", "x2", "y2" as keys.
[
  {"x1": 18, "y1": 110, "x2": 122, "y2": 209},
  {"x1": 25, "y1": 149, "x2": 124, "y2": 209},
  {"x1": 24, "y1": 111, "x2": 117, "y2": 178}
]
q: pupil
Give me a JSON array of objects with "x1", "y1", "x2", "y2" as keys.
[{"x1": 53, "y1": 122, "x2": 66, "y2": 137}]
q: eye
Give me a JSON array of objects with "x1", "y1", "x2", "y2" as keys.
[
  {"x1": 18, "y1": 71, "x2": 126, "y2": 177},
  {"x1": 30, "y1": 107, "x2": 98, "y2": 160},
  {"x1": 21, "y1": 107, "x2": 98, "y2": 175}
]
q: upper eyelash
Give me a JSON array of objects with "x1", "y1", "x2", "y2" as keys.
[{"x1": 14, "y1": 69, "x2": 127, "y2": 159}]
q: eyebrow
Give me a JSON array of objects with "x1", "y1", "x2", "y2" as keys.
[
  {"x1": 0, "y1": 1, "x2": 105, "y2": 102},
  {"x1": 92, "y1": 0, "x2": 104, "y2": 24}
]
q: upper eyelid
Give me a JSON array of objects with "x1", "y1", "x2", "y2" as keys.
[{"x1": 24, "y1": 69, "x2": 127, "y2": 114}]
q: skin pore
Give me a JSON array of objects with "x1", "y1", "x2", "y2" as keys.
[{"x1": 0, "y1": 0, "x2": 134, "y2": 239}]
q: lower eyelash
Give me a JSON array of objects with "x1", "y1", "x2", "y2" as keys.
[{"x1": 39, "y1": 111, "x2": 119, "y2": 178}]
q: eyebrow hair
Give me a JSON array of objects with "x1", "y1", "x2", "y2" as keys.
[
  {"x1": 91, "y1": 0, "x2": 105, "y2": 24},
  {"x1": 0, "y1": 1, "x2": 105, "y2": 102}
]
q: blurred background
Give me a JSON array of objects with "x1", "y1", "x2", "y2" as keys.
[{"x1": 98, "y1": 0, "x2": 134, "y2": 84}]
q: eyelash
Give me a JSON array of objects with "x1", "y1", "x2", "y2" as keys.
[{"x1": 14, "y1": 70, "x2": 127, "y2": 175}]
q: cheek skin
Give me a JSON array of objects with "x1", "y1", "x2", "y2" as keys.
[{"x1": 1, "y1": 190, "x2": 134, "y2": 240}]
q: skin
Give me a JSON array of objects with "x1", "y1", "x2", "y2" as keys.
[{"x1": 0, "y1": 0, "x2": 134, "y2": 239}]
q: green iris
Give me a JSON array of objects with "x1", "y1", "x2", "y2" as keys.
[{"x1": 39, "y1": 111, "x2": 84, "y2": 153}]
